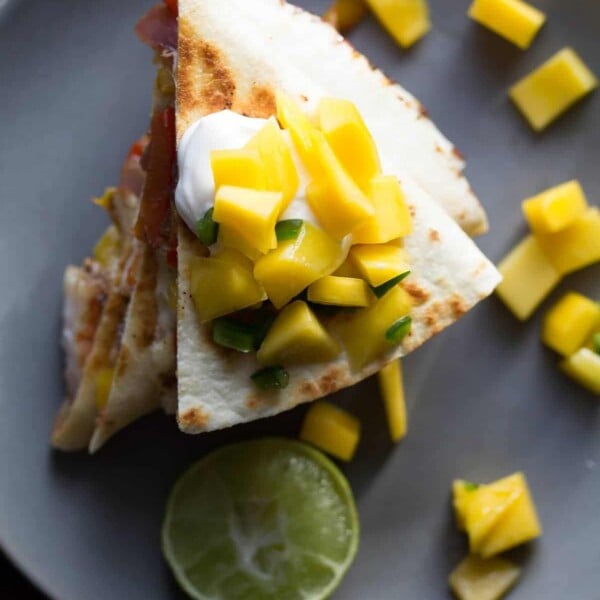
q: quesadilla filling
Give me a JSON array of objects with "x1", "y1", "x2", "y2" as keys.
[{"x1": 175, "y1": 92, "x2": 414, "y2": 388}]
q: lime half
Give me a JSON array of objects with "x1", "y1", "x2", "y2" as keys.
[{"x1": 162, "y1": 438, "x2": 359, "y2": 600}]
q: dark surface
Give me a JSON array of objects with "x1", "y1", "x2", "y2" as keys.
[
  {"x1": 1, "y1": 551, "x2": 45, "y2": 599},
  {"x1": 0, "y1": 0, "x2": 599, "y2": 599}
]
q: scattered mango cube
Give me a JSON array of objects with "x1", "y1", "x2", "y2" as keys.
[
  {"x1": 449, "y1": 555, "x2": 521, "y2": 600},
  {"x1": 509, "y1": 48, "x2": 598, "y2": 131},
  {"x1": 322, "y1": 0, "x2": 368, "y2": 33},
  {"x1": 366, "y1": 0, "x2": 431, "y2": 48},
  {"x1": 522, "y1": 180, "x2": 588, "y2": 234},
  {"x1": 468, "y1": 0, "x2": 545, "y2": 50},
  {"x1": 217, "y1": 224, "x2": 262, "y2": 261},
  {"x1": 245, "y1": 118, "x2": 299, "y2": 209},
  {"x1": 560, "y1": 348, "x2": 600, "y2": 395},
  {"x1": 93, "y1": 225, "x2": 121, "y2": 269},
  {"x1": 95, "y1": 367, "x2": 115, "y2": 410},
  {"x1": 453, "y1": 480, "x2": 480, "y2": 532},
  {"x1": 257, "y1": 300, "x2": 341, "y2": 365},
  {"x1": 495, "y1": 235, "x2": 561, "y2": 320},
  {"x1": 534, "y1": 208, "x2": 600, "y2": 275},
  {"x1": 333, "y1": 256, "x2": 363, "y2": 278},
  {"x1": 213, "y1": 185, "x2": 283, "y2": 254},
  {"x1": 190, "y1": 255, "x2": 265, "y2": 321},
  {"x1": 542, "y1": 292, "x2": 600, "y2": 357},
  {"x1": 353, "y1": 175, "x2": 413, "y2": 244},
  {"x1": 307, "y1": 275, "x2": 371, "y2": 307},
  {"x1": 377, "y1": 359, "x2": 407, "y2": 442},
  {"x1": 210, "y1": 148, "x2": 266, "y2": 191},
  {"x1": 335, "y1": 285, "x2": 412, "y2": 370},
  {"x1": 317, "y1": 97, "x2": 381, "y2": 190},
  {"x1": 300, "y1": 401, "x2": 361, "y2": 461},
  {"x1": 350, "y1": 244, "x2": 410, "y2": 287},
  {"x1": 254, "y1": 222, "x2": 344, "y2": 309}
]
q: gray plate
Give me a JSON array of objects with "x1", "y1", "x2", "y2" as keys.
[{"x1": 1, "y1": 0, "x2": 599, "y2": 598}]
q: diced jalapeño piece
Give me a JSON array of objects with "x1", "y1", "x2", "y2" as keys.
[
  {"x1": 307, "y1": 276, "x2": 371, "y2": 307},
  {"x1": 251, "y1": 366, "x2": 290, "y2": 390},
  {"x1": 210, "y1": 148, "x2": 266, "y2": 190},
  {"x1": 449, "y1": 555, "x2": 521, "y2": 600},
  {"x1": 195, "y1": 208, "x2": 219, "y2": 246},
  {"x1": 366, "y1": 0, "x2": 430, "y2": 48},
  {"x1": 275, "y1": 219, "x2": 303, "y2": 242},
  {"x1": 350, "y1": 244, "x2": 410, "y2": 287},
  {"x1": 257, "y1": 300, "x2": 341, "y2": 365},
  {"x1": 560, "y1": 348, "x2": 600, "y2": 396}
]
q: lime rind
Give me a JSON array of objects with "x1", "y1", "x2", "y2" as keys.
[{"x1": 162, "y1": 438, "x2": 359, "y2": 600}]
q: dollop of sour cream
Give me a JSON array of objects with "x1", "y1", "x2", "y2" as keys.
[{"x1": 175, "y1": 110, "x2": 318, "y2": 233}]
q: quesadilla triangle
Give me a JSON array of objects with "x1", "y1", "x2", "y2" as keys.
[{"x1": 167, "y1": 0, "x2": 501, "y2": 434}]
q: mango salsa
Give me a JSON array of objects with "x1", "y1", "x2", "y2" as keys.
[
  {"x1": 317, "y1": 97, "x2": 381, "y2": 190},
  {"x1": 449, "y1": 555, "x2": 521, "y2": 600},
  {"x1": 560, "y1": 348, "x2": 600, "y2": 395},
  {"x1": 213, "y1": 185, "x2": 283, "y2": 254},
  {"x1": 350, "y1": 244, "x2": 410, "y2": 287},
  {"x1": 300, "y1": 401, "x2": 361, "y2": 461},
  {"x1": 218, "y1": 224, "x2": 262, "y2": 261},
  {"x1": 245, "y1": 118, "x2": 299, "y2": 209},
  {"x1": 257, "y1": 300, "x2": 341, "y2": 365},
  {"x1": 366, "y1": 0, "x2": 431, "y2": 49},
  {"x1": 352, "y1": 175, "x2": 413, "y2": 244},
  {"x1": 95, "y1": 367, "x2": 115, "y2": 410},
  {"x1": 254, "y1": 222, "x2": 345, "y2": 308},
  {"x1": 307, "y1": 275, "x2": 371, "y2": 307},
  {"x1": 509, "y1": 48, "x2": 598, "y2": 131},
  {"x1": 190, "y1": 255, "x2": 265, "y2": 322},
  {"x1": 336, "y1": 285, "x2": 412, "y2": 370},
  {"x1": 468, "y1": 0, "x2": 545, "y2": 50},
  {"x1": 377, "y1": 359, "x2": 407, "y2": 442},
  {"x1": 495, "y1": 235, "x2": 561, "y2": 320},
  {"x1": 534, "y1": 208, "x2": 600, "y2": 275},
  {"x1": 542, "y1": 292, "x2": 600, "y2": 357},
  {"x1": 210, "y1": 148, "x2": 266, "y2": 191},
  {"x1": 522, "y1": 180, "x2": 587, "y2": 234}
]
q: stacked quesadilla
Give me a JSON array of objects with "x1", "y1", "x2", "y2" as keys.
[{"x1": 52, "y1": 0, "x2": 500, "y2": 451}]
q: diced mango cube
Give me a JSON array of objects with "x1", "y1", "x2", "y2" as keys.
[
  {"x1": 509, "y1": 48, "x2": 598, "y2": 131},
  {"x1": 323, "y1": 0, "x2": 368, "y2": 33},
  {"x1": 534, "y1": 208, "x2": 600, "y2": 275},
  {"x1": 210, "y1": 148, "x2": 266, "y2": 191},
  {"x1": 307, "y1": 276, "x2": 371, "y2": 307},
  {"x1": 335, "y1": 285, "x2": 412, "y2": 370},
  {"x1": 213, "y1": 185, "x2": 283, "y2": 254},
  {"x1": 300, "y1": 401, "x2": 361, "y2": 461},
  {"x1": 560, "y1": 348, "x2": 600, "y2": 395},
  {"x1": 190, "y1": 255, "x2": 265, "y2": 322},
  {"x1": 468, "y1": 0, "x2": 545, "y2": 50},
  {"x1": 522, "y1": 180, "x2": 588, "y2": 234},
  {"x1": 495, "y1": 235, "x2": 561, "y2": 320},
  {"x1": 95, "y1": 367, "x2": 114, "y2": 410},
  {"x1": 353, "y1": 175, "x2": 413, "y2": 244},
  {"x1": 350, "y1": 244, "x2": 410, "y2": 287},
  {"x1": 453, "y1": 480, "x2": 480, "y2": 532},
  {"x1": 333, "y1": 257, "x2": 363, "y2": 278},
  {"x1": 217, "y1": 224, "x2": 262, "y2": 261},
  {"x1": 317, "y1": 97, "x2": 381, "y2": 190},
  {"x1": 542, "y1": 292, "x2": 600, "y2": 357},
  {"x1": 377, "y1": 359, "x2": 407, "y2": 442},
  {"x1": 245, "y1": 118, "x2": 299, "y2": 209},
  {"x1": 254, "y1": 222, "x2": 345, "y2": 309},
  {"x1": 93, "y1": 225, "x2": 121, "y2": 269},
  {"x1": 366, "y1": 0, "x2": 430, "y2": 48},
  {"x1": 257, "y1": 300, "x2": 340, "y2": 365},
  {"x1": 449, "y1": 555, "x2": 521, "y2": 600}
]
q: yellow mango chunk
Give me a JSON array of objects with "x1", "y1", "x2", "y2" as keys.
[
  {"x1": 257, "y1": 300, "x2": 340, "y2": 365},
  {"x1": 307, "y1": 276, "x2": 371, "y2": 307},
  {"x1": 560, "y1": 348, "x2": 600, "y2": 396},
  {"x1": 317, "y1": 97, "x2": 381, "y2": 190},
  {"x1": 366, "y1": 0, "x2": 430, "y2": 48},
  {"x1": 449, "y1": 555, "x2": 521, "y2": 600},
  {"x1": 522, "y1": 180, "x2": 588, "y2": 234},
  {"x1": 245, "y1": 118, "x2": 299, "y2": 209},
  {"x1": 300, "y1": 401, "x2": 361, "y2": 461},
  {"x1": 323, "y1": 0, "x2": 368, "y2": 33},
  {"x1": 95, "y1": 367, "x2": 114, "y2": 410},
  {"x1": 534, "y1": 208, "x2": 600, "y2": 275},
  {"x1": 210, "y1": 148, "x2": 265, "y2": 191},
  {"x1": 542, "y1": 292, "x2": 600, "y2": 357},
  {"x1": 213, "y1": 185, "x2": 283, "y2": 254},
  {"x1": 190, "y1": 255, "x2": 265, "y2": 322},
  {"x1": 217, "y1": 224, "x2": 262, "y2": 262},
  {"x1": 479, "y1": 474, "x2": 542, "y2": 558},
  {"x1": 335, "y1": 285, "x2": 412, "y2": 370},
  {"x1": 453, "y1": 480, "x2": 481, "y2": 532},
  {"x1": 93, "y1": 225, "x2": 121, "y2": 269},
  {"x1": 468, "y1": 0, "x2": 545, "y2": 50},
  {"x1": 509, "y1": 48, "x2": 598, "y2": 131},
  {"x1": 306, "y1": 132, "x2": 375, "y2": 239},
  {"x1": 350, "y1": 244, "x2": 410, "y2": 287},
  {"x1": 254, "y1": 222, "x2": 345, "y2": 309},
  {"x1": 353, "y1": 175, "x2": 413, "y2": 244},
  {"x1": 333, "y1": 257, "x2": 363, "y2": 278},
  {"x1": 377, "y1": 359, "x2": 407, "y2": 442},
  {"x1": 495, "y1": 235, "x2": 561, "y2": 320}
]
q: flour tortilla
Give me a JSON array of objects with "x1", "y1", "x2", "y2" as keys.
[
  {"x1": 177, "y1": 0, "x2": 487, "y2": 236},
  {"x1": 174, "y1": 0, "x2": 501, "y2": 434}
]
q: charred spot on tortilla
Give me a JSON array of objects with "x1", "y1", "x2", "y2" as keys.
[
  {"x1": 178, "y1": 407, "x2": 210, "y2": 430},
  {"x1": 238, "y1": 85, "x2": 277, "y2": 118},
  {"x1": 429, "y1": 229, "x2": 440, "y2": 242},
  {"x1": 403, "y1": 281, "x2": 430, "y2": 305}
]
